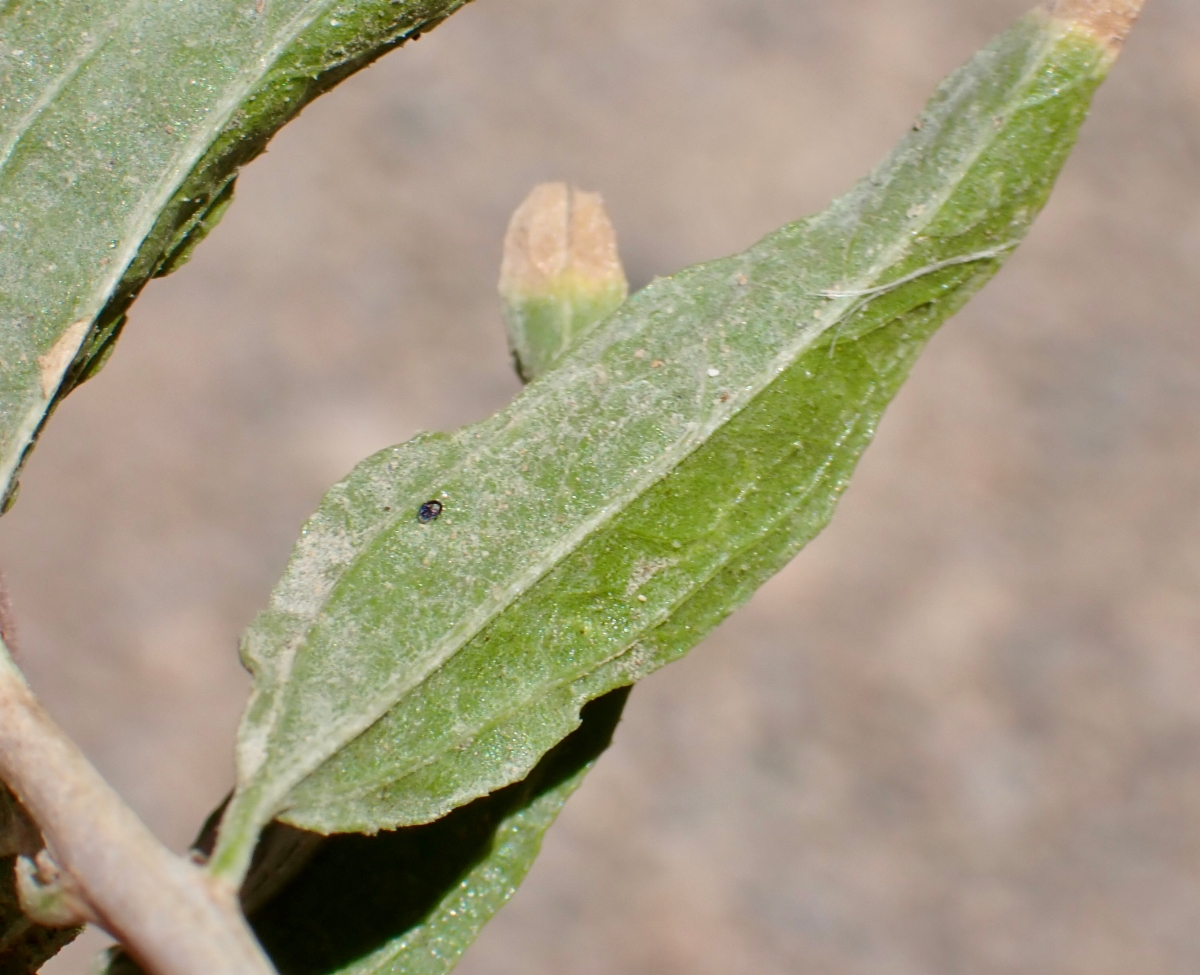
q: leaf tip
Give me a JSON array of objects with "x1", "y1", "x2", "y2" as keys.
[
  {"x1": 499, "y1": 183, "x2": 627, "y2": 307},
  {"x1": 1050, "y1": 0, "x2": 1146, "y2": 55}
]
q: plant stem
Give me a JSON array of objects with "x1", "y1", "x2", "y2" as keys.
[{"x1": 0, "y1": 639, "x2": 277, "y2": 975}]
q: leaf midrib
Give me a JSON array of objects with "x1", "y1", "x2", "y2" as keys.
[
  {"x1": 0, "y1": 3, "x2": 128, "y2": 174},
  {"x1": 301, "y1": 372, "x2": 872, "y2": 814},
  {"x1": 257, "y1": 154, "x2": 1009, "y2": 806},
  {"x1": 238, "y1": 16, "x2": 1060, "y2": 842}
]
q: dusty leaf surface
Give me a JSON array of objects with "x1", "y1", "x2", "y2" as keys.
[
  {"x1": 212, "y1": 11, "x2": 1117, "y2": 891},
  {"x1": 0, "y1": 0, "x2": 471, "y2": 505},
  {"x1": 101, "y1": 691, "x2": 628, "y2": 975}
]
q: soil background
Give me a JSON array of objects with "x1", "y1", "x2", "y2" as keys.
[{"x1": 5, "y1": 0, "x2": 1200, "y2": 972}]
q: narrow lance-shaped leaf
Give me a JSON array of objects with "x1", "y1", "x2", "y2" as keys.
[
  {"x1": 0, "y1": 0, "x2": 471, "y2": 509},
  {"x1": 101, "y1": 183, "x2": 633, "y2": 975},
  {"x1": 212, "y1": 5, "x2": 1131, "y2": 885},
  {"x1": 242, "y1": 189, "x2": 633, "y2": 975}
]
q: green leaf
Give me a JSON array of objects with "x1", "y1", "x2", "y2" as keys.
[
  {"x1": 102, "y1": 690, "x2": 629, "y2": 975},
  {"x1": 0, "y1": 0, "x2": 471, "y2": 508},
  {"x1": 249, "y1": 688, "x2": 628, "y2": 975},
  {"x1": 104, "y1": 177, "x2": 632, "y2": 975},
  {"x1": 0, "y1": 787, "x2": 80, "y2": 974},
  {"x1": 212, "y1": 9, "x2": 1117, "y2": 885},
  {"x1": 103, "y1": 175, "x2": 631, "y2": 975}
]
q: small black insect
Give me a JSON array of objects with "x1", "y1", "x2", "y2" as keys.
[{"x1": 417, "y1": 500, "x2": 443, "y2": 523}]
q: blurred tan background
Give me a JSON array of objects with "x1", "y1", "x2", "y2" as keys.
[{"x1": 3, "y1": 0, "x2": 1199, "y2": 971}]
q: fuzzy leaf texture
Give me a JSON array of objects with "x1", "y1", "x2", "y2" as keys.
[
  {"x1": 0, "y1": 0, "x2": 471, "y2": 508},
  {"x1": 101, "y1": 691, "x2": 628, "y2": 975},
  {"x1": 100, "y1": 183, "x2": 634, "y2": 975},
  {"x1": 245, "y1": 689, "x2": 629, "y2": 975},
  {"x1": 212, "y1": 7, "x2": 1121, "y2": 889}
]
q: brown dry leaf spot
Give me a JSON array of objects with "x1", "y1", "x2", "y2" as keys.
[
  {"x1": 498, "y1": 182, "x2": 625, "y2": 298},
  {"x1": 1051, "y1": 0, "x2": 1145, "y2": 54},
  {"x1": 37, "y1": 319, "x2": 89, "y2": 399}
]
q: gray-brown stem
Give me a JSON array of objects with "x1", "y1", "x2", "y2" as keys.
[{"x1": 0, "y1": 640, "x2": 276, "y2": 975}]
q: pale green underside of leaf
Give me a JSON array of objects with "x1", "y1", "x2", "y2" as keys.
[
  {"x1": 100, "y1": 690, "x2": 628, "y2": 975},
  {"x1": 213, "y1": 11, "x2": 1112, "y2": 885},
  {"x1": 249, "y1": 689, "x2": 628, "y2": 975},
  {"x1": 0, "y1": 0, "x2": 470, "y2": 507}
]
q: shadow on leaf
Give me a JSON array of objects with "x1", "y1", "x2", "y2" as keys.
[{"x1": 106, "y1": 687, "x2": 629, "y2": 975}]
